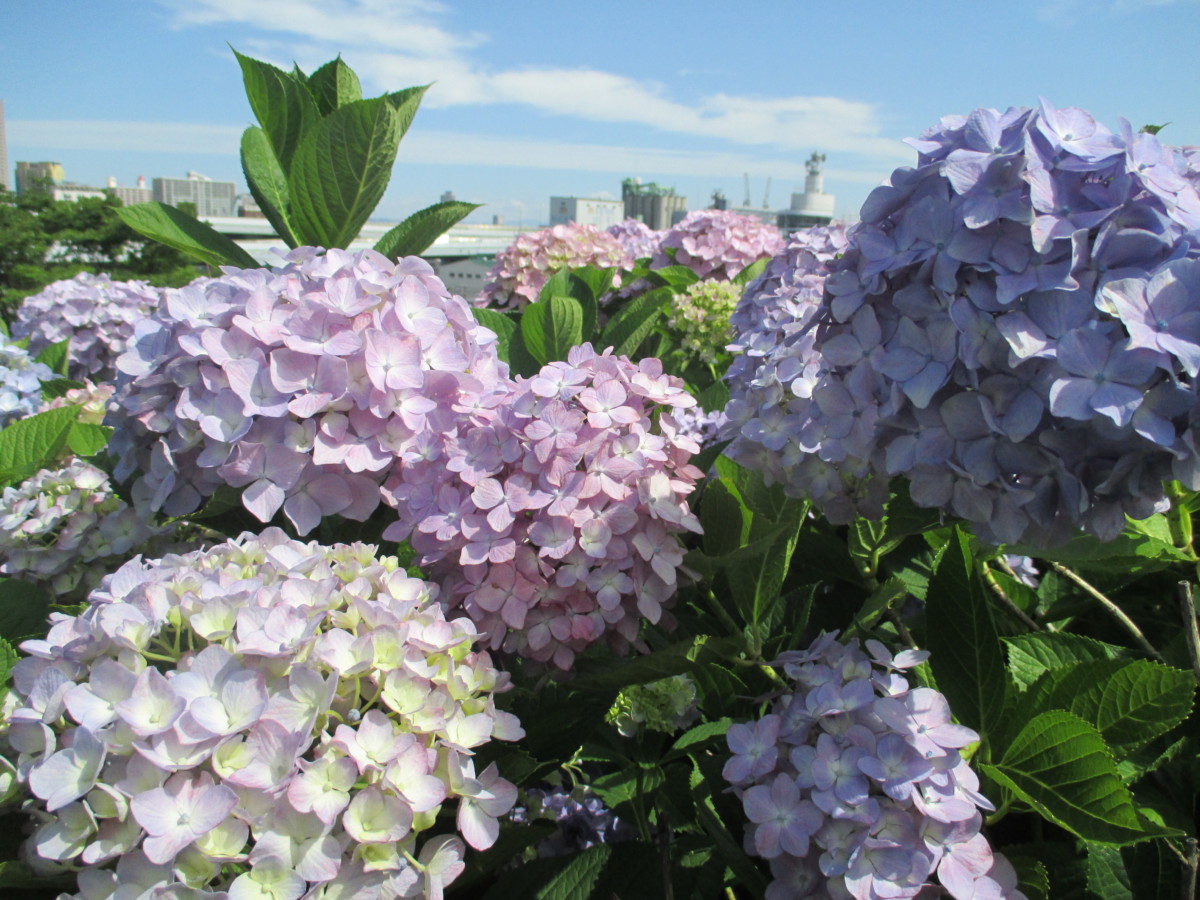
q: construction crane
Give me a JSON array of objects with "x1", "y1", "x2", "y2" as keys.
[
  {"x1": 743, "y1": 173, "x2": 752, "y2": 207},
  {"x1": 762, "y1": 177, "x2": 773, "y2": 209}
]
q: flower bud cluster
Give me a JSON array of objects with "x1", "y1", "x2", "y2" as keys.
[
  {"x1": 477, "y1": 224, "x2": 633, "y2": 311},
  {"x1": 5, "y1": 528, "x2": 523, "y2": 900},
  {"x1": 606, "y1": 674, "x2": 699, "y2": 737},
  {"x1": 0, "y1": 335, "x2": 54, "y2": 428},
  {"x1": 653, "y1": 210, "x2": 785, "y2": 282},
  {"x1": 14, "y1": 273, "x2": 162, "y2": 382},
  {"x1": 383, "y1": 344, "x2": 704, "y2": 670},
  {"x1": 667, "y1": 279, "x2": 743, "y2": 367},
  {"x1": 108, "y1": 247, "x2": 507, "y2": 534},
  {"x1": 724, "y1": 633, "x2": 1023, "y2": 900},
  {"x1": 724, "y1": 103, "x2": 1200, "y2": 546},
  {"x1": 0, "y1": 460, "x2": 168, "y2": 602},
  {"x1": 606, "y1": 218, "x2": 663, "y2": 261}
]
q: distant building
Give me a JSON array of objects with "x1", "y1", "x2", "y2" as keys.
[
  {"x1": 549, "y1": 196, "x2": 624, "y2": 229},
  {"x1": 15, "y1": 161, "x2": 105, "y2": 202},
  {"x1": 153, "y1": 171, "x2": 236, "y2": 218},
  {"x1": 429, "y1": 256, "x2": 493, "y2": 299},
  {"x1": 50, "y1": 184, "x2": 107, "y2": 203},
  {"x1": 0, "y1": 100, "x2": 8, "y2": 191},
  {"x1": 105, "y1": 175, "x2": 152, "y2": 206},
  {"x1": 15, "y1": 161, "x2": 65, "y2": 196},
  {"x1": 622, "y1": 178, "x2": 687, "y2": 230},
  {"x1": 778, "y1": 152, "x2": 835, "y2": 232},
  {"x1": 236, "y1": 193, "x2": 265, "y2": 218}
]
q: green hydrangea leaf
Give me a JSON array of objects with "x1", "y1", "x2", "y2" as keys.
[
  {"x1": 373, "y1": 200, "x2": 480, "y2": 260},
  {"x1": 981, "y1": 710, "x2": 1181, "y2": 845}
]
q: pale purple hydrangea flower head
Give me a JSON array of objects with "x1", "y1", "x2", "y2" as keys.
[
  {"x1": 725, "y1": 103, "x2": 1200, "y2": 547},
  {"x1": 4, "y1": 527, "x2": 523, "y2": 900},
  {"x1": 653, "y1": 209, "x2": 786, "y2": 282},
  {"x1": 606, "y1": 218, "x2": 664, "y2": 261},
  {"x1": 477, "y1": 224, "x2": 633, "y2": 311},
  {"x1": 382, "y1": 343, "x2": 704, "y2": 671},
  {"x1": 107, "y1": 247, "x2": 508, "y2": 535},
  {"x1": 0, "y1": 335, "x2": 54, "y2": 428},
  {"x1": 14, "y1": 273, "x2": 162, "y2": 382},
  {"x1": 724, "y1": 633, "x2": 1024, "y2": 900}
]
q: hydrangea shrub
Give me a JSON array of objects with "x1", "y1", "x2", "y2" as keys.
[
  {"x1": 724, "y1": 633, "x2": 1024, "y2": 900},
  {"x1": 383, "y1": 344, "x2": 704, "y2": 670},
  {"x1": 14, "y1": 273, "x2": 162, "y2": 382},
  {"x1": 5, "y1": 528, "x2": 523, "y2": 899},
  {"x1": 477, "y1": 224, "x2": 633, "y2": 311},
  {"x1": 109, "y1": 247, "x2": 507, "y2": 533},
  {"x1": 725, "y1": 103, "x2": 1200, "y2": 546}
]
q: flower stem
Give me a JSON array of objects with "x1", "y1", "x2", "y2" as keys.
[
  {"x1": 982, "y1": 562, "x2": 1044, "y2": 632},
  {"x1": 1049, "y1": 562, "x2": 1163, "y2": 661},
  {"x1": 1177, "y1": 582, "x2": 1200, "y2": 688}
]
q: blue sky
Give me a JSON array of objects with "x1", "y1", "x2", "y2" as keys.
[{"x1": 4, "y1": 0, "x2": 1199, "y2": 228}]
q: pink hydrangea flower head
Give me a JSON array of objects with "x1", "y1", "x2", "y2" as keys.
[
  {"x1": 4, "y1": 528, "x2": 523, "y2": 898},
  {"x1": 724, "y1": 632, "x2": 1023, "y2": 900},
  {"x1": 477, "y1": 224, "x2": 633, "y2": 311},
  {"x1": 108, "y1": 248, "x2": 509, "y2": 533},
  {"x1": 653, "y1": 209, "x2": 786, "y2": 281},
  {"x1": 382, "y1": 343, "x2": 705, "y2": 670}
]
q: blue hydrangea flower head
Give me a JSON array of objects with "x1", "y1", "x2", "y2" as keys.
[{"x1": 725, "y1": 103, "x2": 1200, "y2": 547}]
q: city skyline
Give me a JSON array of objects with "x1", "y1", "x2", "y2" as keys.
[{"x1": 3, "y1": 1, "x2": 1199, "y2": 228}]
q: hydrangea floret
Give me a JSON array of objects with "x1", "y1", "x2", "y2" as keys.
[
  {"x1": 653, "y1": 209, "x2": 786, "y2": 282},
  {"x1": 382, "y1": 343, "x2": 704, "y2": 670},
  {"x1": 666, "y1": 279, "x2": 743, "y2": 368},
  {"x1": 0, "y1": 460, "x2": 169, "y2": 601},
  {"x1": 108, "y1": 247, "x2": 507, "y2": 534},
  {"x1": 724, "y1": 103, "x2": 1200, "y2": 546},
  {"x1": 0, "y1": 334, "x2": 54, "y2": 429},
  {"x1": 606, "y1": 674, "x2": 699, "y2": 737},
  {"x1": 476, "y1": 224, "x2": 633, "y2": 311},
  {"x1": 724, "y1": 633, "x2": 1024, "y2": 900},
  {"x1": 14, "y1": 273, "x2": 162, "y2": 382},
  {"x1": 4, "y1": 527, "x2": 523, "y2": 899}
]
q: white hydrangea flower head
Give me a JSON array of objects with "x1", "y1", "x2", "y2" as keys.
[{"x1": 4, "y1": 528, "x2": 524, "y2": 899}]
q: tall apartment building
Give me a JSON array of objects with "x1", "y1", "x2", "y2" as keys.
[
  {"x1": 15, "y1": 161, "x2": 65, "y2": 195},
  {"x1": 153, "y1": 171, "x2": 236, "y2": 218},
  {"x1": 549, "y1": 196, "x2": 624, "y2": 229},
  {"x1": 105, "y1": 175, "x2": 152, "y2": 206},
  {"x1": 0, "y1": 100, "x2": 9, "y2": 191},
  {"x1": 621, "y1": 178, "x2": 687, "y2": 230}
]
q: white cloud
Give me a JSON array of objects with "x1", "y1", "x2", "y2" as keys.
[
  {"x1": 400, "y1": 131, "x2": 898, "y2": 182},
  {"x1": 7, "y1": 119, "x2": 900, "y2": 185},
  {"x1": 153, "y1": 0, "x2": 909, "y2": 163},
  {"x1": 8, "y1": 120, "x2": 243, "y2": 155}
]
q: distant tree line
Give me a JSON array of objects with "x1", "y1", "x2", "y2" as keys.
[{"x1": 0, "y1": 185, "x2": 206, "y2": 325}]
